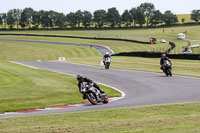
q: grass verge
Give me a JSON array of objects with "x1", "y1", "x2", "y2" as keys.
[
  {"x1": 0, "y1": 102, "x2": 199, "y2": 133},
  {"x1": 0, "y1": 61, "x2": 121, "y2": 113}
]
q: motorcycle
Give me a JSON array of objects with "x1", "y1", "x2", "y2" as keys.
[
  {"x1": 104, "y1": 57, "x2": 111, "y2": 69},
  {"x1": 80, "y1": 83, "x2": 109, "y2": 105},
  {"x1": 163, "y1": 60, "x2": 172, "y2": 76}
]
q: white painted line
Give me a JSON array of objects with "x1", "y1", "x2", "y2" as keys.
[
  {"x1": 97, "y1": 83, "x2": 125, "y2": 102},
  {"x1": 10, "y1": 61, "x2": 39, "y2": 69},
  {"x1": 41, "y1": 108, "x2": 62, "y2": 110},
  {"x1": 4, "y1": 112, "x2": 20, "y2": 115}
]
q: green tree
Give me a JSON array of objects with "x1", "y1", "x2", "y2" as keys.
[
  {"x1": 82, "y1": 11, "x2": 92, "y2": 28},
  {"x1": 75, "y1": 10, "x2": 83, "y2": 28},
  {"x1": 12, "y1": 9, "x2": 22, "y2": 28},
  {"x1": 93, "y1": 10, "x2": 107, "y2": 28},
  {"x1": 182, "y1": 18, "x2": 185, "y2": 24},
  {"x1": 191, "y1": 10, "x2": 200, "y2": 23},
  {"x1": 149, "y1": 10, "x2": 163, "y2": 26},
  {"x1": 6, "y1": 10, "x2": 15, "y2": 28},
  {"x1": 39, "y1": 10, "x2": 53, "y2": 28},
  {"x1": 0, "y1": 15, "x2": 3, "y2": 26},
  {"x1": 129, "y1": 8, "x2": 137, "y2": 27},
  {"x1": 135, "y1": 7, "x2": 145, "y2": 27},
  {"x1": 66, "y1": 12, "x2": 77, "y2": 28},
  {"x1": 107, "y1": 7, "x2": 121, "y2": 28},
  {"x1": 54, "y1": 12, "x2": 66, "y2": 28},
  {"x1": 20, "y1": 8, "x2": 34, "y2": 28},
  {"x1": 32, "y1": 11, "x2": 40, "y2": 28},
  {"x1": 162, "y1": 10, "x2": 178, "y2": 25},
  {"x1": 49, "y1": 10, "x2": 59, "y2": 28},
  {"x1": 139, "y1": 2, "x2": 155, "y2": 27},
  {"x1": 20, "y1": 11, "x2": 26, "y2": 28},
  {"x1": 122, "y1": 10, "x2": 132, "y2": 27},
  {"x1": 5, "y1": 9, "x2": 22, "y2": 29},
  {"x1": 1, "y1": 13, "x2": 7, "y2": 28}
]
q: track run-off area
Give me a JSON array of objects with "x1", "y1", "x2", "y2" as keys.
[{"x1": 1, "y1": 60, "x2": 200, "y2": 117}]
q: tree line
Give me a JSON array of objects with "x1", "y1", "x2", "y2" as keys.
[{"x1": 0, "y1": 2, "x2": 199, "y2": 29}]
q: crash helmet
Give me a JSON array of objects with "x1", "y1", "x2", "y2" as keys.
[
  {"x1": 105, "y1": 52, "x2": 109, "y2": 55},
  {"x1": 77, "y1": 75, "x2": 83, "y2": 81},
  {"x1": 161, "y1": 53, "x2": 166, "y2": 57}
]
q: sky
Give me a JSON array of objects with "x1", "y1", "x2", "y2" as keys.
[{"x1": 1, "y1": 0, "x2": 200, "y2": 14}]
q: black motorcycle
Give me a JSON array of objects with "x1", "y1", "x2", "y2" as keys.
[
  {"x1": 81, "y1": 83, "x2": 109, "y2": 105},
  {"x1": 163, "y1": 60, "x2": 172, "y2": 76}
]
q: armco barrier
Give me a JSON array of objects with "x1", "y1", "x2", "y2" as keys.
[
  {"x1": 0, "y1": 33, "x2": 150, "y2": 44},
  {"x1": 112, "y1": 52, "x2": 200, "y2": 60}
]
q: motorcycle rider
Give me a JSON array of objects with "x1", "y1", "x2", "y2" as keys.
[
  {"x1": 77, "y1": 75, "x2": 105, "y2": 99},
  {"x1": 160, "y1": 53, "x2": 172, "y2": 70},
  {"x1": 103, "y1": 52, "x2": 111, "y2": 65}
]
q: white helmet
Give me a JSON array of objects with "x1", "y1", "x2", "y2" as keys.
[{"x1": 106, "y1": 52, "x2": 109, "y2": 55}]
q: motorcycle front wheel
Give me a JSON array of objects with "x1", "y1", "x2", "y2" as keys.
[
  {"x1": 86, "y1": 92, "x2": 98, "y2": 105},
  {"x1": 105, "y1": 63, "x2": 110, "y2": 69},
  {"x1": 168, "y1": 68, "x2": 172, "y2": 76}
]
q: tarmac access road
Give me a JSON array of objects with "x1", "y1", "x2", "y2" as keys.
[{"x1": 1, "y1": 61, "x2": 200, "y2": 117}]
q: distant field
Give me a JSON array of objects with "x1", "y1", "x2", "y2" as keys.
[
  {"x1": 1, "y1": 25, "x2": 200, "y2": 54},
  {"x1": 177, "y1": 14, "x2": 194, "y2": 23},
  {"x1": 2, "y1": 25, "x2": 200, "y2": 41}
]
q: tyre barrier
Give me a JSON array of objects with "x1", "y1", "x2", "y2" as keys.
[
  {"x1": 113, "y1": 52, "x2": 200, "y2": 60},
  {"x1": 0, "y1": 33, "x2": 149, "y2": 44}
]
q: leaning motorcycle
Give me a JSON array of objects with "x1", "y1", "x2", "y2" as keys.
[
  {"x1": 163, "y1": 60, "x2": 172, "y2": 76},
  {"x1": 81, "y1": 83, "x2": 109, "y2": 105},
  {"x1": 104, "y1": 57, "x2": 111, "y2": 69}
]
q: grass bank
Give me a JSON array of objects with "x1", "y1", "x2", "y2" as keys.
[
  {"x1": 0, "y1": 61, "x2": 121, "y2": 113},
  {"x1": 0, "y1": 102, "x2": 199, "y2": 133},
  {"x1": 0, "y1": 40, "x2": 100, "y2": 61}
]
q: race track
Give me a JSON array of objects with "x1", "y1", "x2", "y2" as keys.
[
  {"x1": 1, "y1": 61, "x2": 200, "y2": 117},
  {"x1": 0, "y1": 39, "x2": 114, "y2": 56}
]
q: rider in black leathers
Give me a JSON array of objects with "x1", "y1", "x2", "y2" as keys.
[
  {"x1": 160, "y1": 54, "x2": 172, "y2": 70},
  {"x1": 103, "y1": 52, "x2": 111, "y2": 65},
  {"x1": 77, "y1": 75, "x2": 104, "y2": 97}
]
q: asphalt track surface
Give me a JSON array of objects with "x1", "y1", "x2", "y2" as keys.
[
  {"x1": 1, "y1": 61, "x2": 200, "y2": 117},
  {"x1": 0, "y1": 39, "x2": 114, "y2": 56}
]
